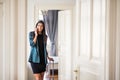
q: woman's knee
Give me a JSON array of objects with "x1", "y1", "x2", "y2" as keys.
[
  {"x1": 40, "y1": 72, "x2": 45, "y2": 80},
  {"x1": 35, "y1": 77, "x2": 40, "y2": 80},
  {"x1": 34, "y1": 74, "x2": 41, "y2": 80}
]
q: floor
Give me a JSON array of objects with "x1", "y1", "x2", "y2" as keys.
[{"x1": 44, "y1": 72, "x2": 58, "y2": 80}]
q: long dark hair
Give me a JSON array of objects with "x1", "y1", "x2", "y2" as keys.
[{"x1": 35, "y1": 20, "x2": 47, "y2": 42}]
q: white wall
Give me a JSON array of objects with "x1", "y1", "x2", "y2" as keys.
[
  {"x1": 0, "y1": 0, "x2": 11, "y2": 79},
  {"x1": 116, "y1": 0, "x2": 120, "y2": 80},
  {"x1": 107, "y1": 0, "x2": 119, "y2": 80},
  {"x1": 0, "y1": 1, "x2": 3, "y2": 80},
  {"x1": 0, "y1": 0, "x2": 27, "y2": 80}
]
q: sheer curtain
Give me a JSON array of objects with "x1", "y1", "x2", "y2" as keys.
[{"x1": 42, "y1": 10, "x2": 59, "y2": 56}]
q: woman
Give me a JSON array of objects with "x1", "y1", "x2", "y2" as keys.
[{"x1": 28, "y1": 20, "x2": 54, "y2": 80}]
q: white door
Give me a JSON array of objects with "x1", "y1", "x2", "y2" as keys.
[
  {"x1": 0, "y1": 3, "x2": 3, "y2": 80},
  {"x1": 58, "y1": 10, "x2": 72, "y2": 80},
  {"x1": 72, "y1": 0, "x2": 106, "y2": 80}
]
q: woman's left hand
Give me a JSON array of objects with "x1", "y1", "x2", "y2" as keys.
[{"x1": 48, "y1": 57, "x2": 54, "y2": 61}]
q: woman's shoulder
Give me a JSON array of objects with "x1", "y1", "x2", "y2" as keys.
[
  {"x1": 29, "y1": 31, "x2": 34, "y2": 34},
  {"x1": 29, "y1": 31, "x2": 35, "y2": 36}
]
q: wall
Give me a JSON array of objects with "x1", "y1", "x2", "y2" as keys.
[
  {"x1": 0, "y1": 0, "x2": 12, "y2": 79},
  {"x1": 0, "y1": 0, "x2": 4, "y2": 79},
  {"x1": 107, "y1": 0, "x2": 120, "y2": 80},
  {"x1": 0, "y1": 0, "x2": 27, "y2": 80},
  {"x1": 116, "y1": 0, "x2": 120, "y2": 80}
]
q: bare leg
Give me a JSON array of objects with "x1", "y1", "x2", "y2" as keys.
[
  {"x1": 34, "y1": 74, "x2": 41, "y2": 80},
  {"x1": 40, "y1": 72, "x2": 45, "y2": 80}
]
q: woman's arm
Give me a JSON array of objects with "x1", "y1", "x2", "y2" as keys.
[
  {"x1": 33, "y1": 28, "x2": 38, "y2": 44},
  {"x1": 29, "y1": 32, "x2": 36, "y2": 47},
  {"x1": 29, "y1": 28, "x2": 38, "y2": 47},
  {"x1": 46, "y1": 49, "x2": 54, "y2": 61},
  {"x1": 33, "y1": 35, "x2": 37, "y2": 44}
]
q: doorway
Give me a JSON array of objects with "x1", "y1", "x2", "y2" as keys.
[{"x1": 27, "y1": 0, "x2": 74, "y2": 80}]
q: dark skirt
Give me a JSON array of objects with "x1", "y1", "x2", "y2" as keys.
[{"x1": 30, "y1": 63, "x2": 46, "y2": 74}]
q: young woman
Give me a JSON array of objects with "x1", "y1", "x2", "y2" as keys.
[{"x1": 28, "y1": 20, "x2": 54, "y2": 80}]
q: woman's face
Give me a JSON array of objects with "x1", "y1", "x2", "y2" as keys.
[{"x1": 37, "y1": 23, "x2": 44, "y2": 32}]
